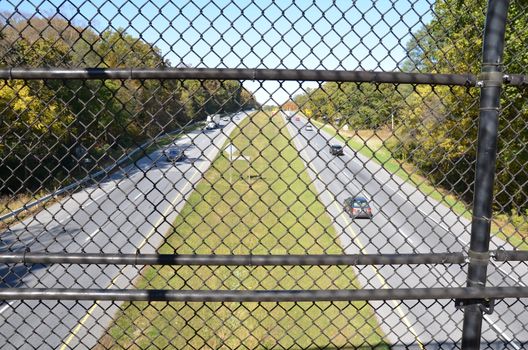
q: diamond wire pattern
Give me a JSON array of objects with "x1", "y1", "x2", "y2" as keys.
[{"x1": 0, "y1": 0, "x2": 527, "y2": 349}]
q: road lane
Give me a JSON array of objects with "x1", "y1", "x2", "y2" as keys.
[
  {"x1": 284, "y1": 113, "x2": 528, "y2": 348},
  {"x1": 0, "y1": 111, "x2": 251, "y2": 349}
]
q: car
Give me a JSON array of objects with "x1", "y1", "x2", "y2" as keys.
[
  {"x1": 344, "y1": 196, "x2": 373, "y2": 219},
  {"x1": 329, "y1": 144, "x2": 344, "y2": 156},
  {"x1": 205, "y1": 121, "x2": 217, "y2": 130},
  {"x1": 164, "y1": 148, "x2": 185, "y2": 162},
  {"x1": 234, "y1": 116, "x2": 240, "y2": 121},
  {"x1": 306, "y1": 124, "x2": 313, "y2": 131},
  {"x1": 222, "y1": 116, "x2": 229, "y2": 122}
]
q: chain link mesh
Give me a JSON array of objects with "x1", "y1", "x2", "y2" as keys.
[{"x1": 0, "y1": 0, "x2": 527, "y2": 349}]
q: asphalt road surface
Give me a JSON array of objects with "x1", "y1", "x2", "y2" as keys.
[
  {"x1": 284, "y1": 113, "x2": 527, "y2": 349},
  {"x1": 1, "y1": 110, "x2": 526, "y2": 349},
  {"x1": 0, "y1": 111, "x2": 251, "y2": 349}
]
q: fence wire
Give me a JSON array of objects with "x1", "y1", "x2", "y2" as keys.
[{"x1": 0, "y1": 0, "x2": 527, "y2": 349}]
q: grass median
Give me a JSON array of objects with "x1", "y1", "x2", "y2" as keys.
[{"x1": 101, "y1": 112, "x2": 389, "y2": 349}]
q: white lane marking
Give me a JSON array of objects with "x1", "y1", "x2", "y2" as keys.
[
  {"x1": 298, "y1": 116, "x2": 522, "y2": 346},
  {"x1": 0, "y1": 125, "x2": 221, "y2": 320},
  {"x1": 284, "y1": 117, "x2": 424, "y2": 349},
  {"x1": 385, "y1": 176, "x2": 527, "y2": 290},
  {"x1": 79, "y1": 192, "x2": 107, "y2": 210},
  {"x1": 324, "y1": 156, "x2": 415, "y2": 247},
  {"x1": 383, "y1": 183, "x2": 468, "y2": 243},
  {"x1": 483, "y1": 314, "x2": 522, "y2": 350},
  {"x1": 312, "y1": 117, "x2": 523, "y2": 345},
  {"x1": 0, "y1": 301, "x2": 16, "y2": 315},
  {"x1": 51, "y1": 191, "x2": 108, "y2": 224},
  {"x1": 59, "y1": 113, "x2": 246, "y2": 350},
  {"x1": 83, "y1": 228, "x2": 100, "y2": 243}
]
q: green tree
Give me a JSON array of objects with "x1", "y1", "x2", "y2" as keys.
[
  {"x1": 0, "y1": 15, "x2": 259, "y2": 194},
  {"x1": 398, "y1": 0, "x2": 528, "y2": 211},
  {"x1": 0, "y1": 38, "x2": 74, "y2": 191},
  {"x1": 293, "y1": 82, "x2": 408, "y2": 129}
]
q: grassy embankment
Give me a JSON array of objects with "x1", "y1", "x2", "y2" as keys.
[{"x1": 101, "y1": 112, "x2": 389, "y2": 349}]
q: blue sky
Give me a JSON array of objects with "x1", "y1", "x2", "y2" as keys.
[{"x1": 1, "y1": 0, "x2": 434, "y2": 104}]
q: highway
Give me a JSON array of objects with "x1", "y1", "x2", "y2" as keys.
[
  {"x1": 0, "y1": 111, "x2": 250, "y2": 349},
  {"x1": 284, "y1": 113, "x2": 528, "y2": 349},
  {"x1": 0, "y1": 109, "x2": 526, "y2": 349}
]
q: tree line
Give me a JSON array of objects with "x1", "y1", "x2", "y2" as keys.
[
  {"x1": 0, "y1": 15, "x2": 258, "y2": 194},
  {"x1": 290, "y1": 0, "x2": 527, "y2": 214}
]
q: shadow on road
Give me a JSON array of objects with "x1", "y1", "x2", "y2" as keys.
[
  {"x1": 100, "y1": 141, "x2": 198, "y2": 182},
  {"x1": 0, "y1": 225, "x2": 82, "y2": 288}
]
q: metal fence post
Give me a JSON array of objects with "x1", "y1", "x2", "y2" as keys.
[{"x1": 461, "y1": 0, "x2": 510, "y2": 348}]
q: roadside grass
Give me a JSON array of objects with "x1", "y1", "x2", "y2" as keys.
[
  {"x1": 0, "y1": 191, "x2": 47, "y2": 217},
  {"x1": 311, "y1": 119, "x2": 528, "y2": 249},
  {"x1": 0, "y1": 191, "x2": 62, "y2": 230},
  {"x1": 102, "y1": 113, "x2": 389, "y2": 349}
]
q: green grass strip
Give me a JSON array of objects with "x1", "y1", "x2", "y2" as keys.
[{"x1": 103, "y1": 113, "x2": 389, "y2": 350}]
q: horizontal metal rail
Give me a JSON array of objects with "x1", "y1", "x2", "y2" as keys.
[
  {"x1": 2, "y1": 68, "x2": 524, "y2": 86},
  {"x1": 506, "y1": 74, "x2": 528, "y2": 86},
  {"x1": 0, "y1": 252, "x2": 466, "y2": 265},
  {"x1": 0, "y1": 67, "x2": 481, "y2": 85},
  {"x1": 494, "y1": 250, "x2": 528, "y2": 261},
  {"x1": 0, "y1": 287, "x2": 527, "y2": 302}
]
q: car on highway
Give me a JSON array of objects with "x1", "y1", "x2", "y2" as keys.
[
  {"x1": 306, "y1": 124, "x2": 313, "y2": 131},
  {"x1": 222, "y1": 116, "x2": 229, "y2": 122},
  {"x1": 329, "y1": 144, "x2": 344, "y2": 156},
  {"x1": 163, "y1": 148, "x2": 185, "y2": 162},
  {"x1": 344, "y1": 196, "x2": 373, "y2": 219},
  {"x1": 205, "y1": 121, "x2": 217, "y2": 130},
  {"x1": 234, "y1": 116, "x2": 240, "y2": 121}
]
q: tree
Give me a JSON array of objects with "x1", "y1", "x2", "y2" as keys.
[
  {"x1": 293, "y1": 82, "x2": 408, "y2": 129},
  {"x1": 398, "y1": 0, "x2": 528, "y2": 211},
  {"x1": 0, "y1": 15, "x2": 260, "y2": 194},
  {"x1": 0, "y1": 38, "x2": 74, "y2": 191}
]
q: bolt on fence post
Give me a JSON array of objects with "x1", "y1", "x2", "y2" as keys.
[{"x1": 462, "y1": 0, "x2": 510, "y2": 349}]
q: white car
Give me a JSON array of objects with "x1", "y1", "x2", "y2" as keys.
[
  {"x1": 205, "y1": 122, "x2": 217, "y2": 130},
  {"x1": 306, "y1": 124, "x2": 313, "y2": 131}
]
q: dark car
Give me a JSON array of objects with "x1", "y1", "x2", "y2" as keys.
[
  {"x1": 329, "y1": 144, "x2": 344, "y2": 156},
  {"x1": 344, "y1": 196, "x2": 373, "y2": 219},
  {"x1": 164, "y1": 148, "x2": 185, "y2": 162}
]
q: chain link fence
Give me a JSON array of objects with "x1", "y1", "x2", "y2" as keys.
[{"x1": 0, "y1": 0, "x2": 527, "y2": 349}]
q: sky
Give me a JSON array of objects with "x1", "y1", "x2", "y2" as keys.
[{"x1": 1, "y1": 0, "x2": 434, "y2": 105}]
